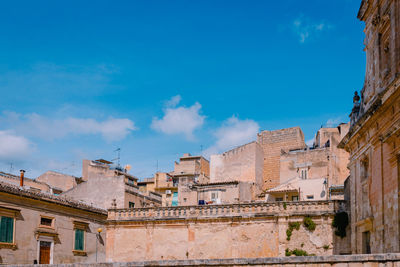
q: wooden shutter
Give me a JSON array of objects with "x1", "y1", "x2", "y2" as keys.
[
  {"x1": 0, "y1": 216, "x2": 14, "y2": 243},
  {"x1": 74, "y1": 229, "x2": 84, "y2": 251}
]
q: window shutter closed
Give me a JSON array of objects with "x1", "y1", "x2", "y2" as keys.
[
  {"x1": 74, "y1": 229, "x2": 84, "y2": 251},
  {"x1": 0, "y1": 216, "x2": 14, "y2": 243}
]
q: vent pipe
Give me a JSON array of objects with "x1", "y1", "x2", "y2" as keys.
[{"x1": 20, "y1": 170, "x2": 25, "y2": 187}]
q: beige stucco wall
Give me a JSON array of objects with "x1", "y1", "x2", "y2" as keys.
[
  {"x1": 210, "y1": 142, "x2": 263, "y2": 191},
  {"x1": 172, "y1": 155, "x2": 210, "y2": 178},
  {"x1": 107, "y1": 201, "x2": 347, "y2": 262},
  {"x1": 62, "y1": 176, "x2": 125, "y2": 209},
  {"x1": 0, "y1": 193, "x2": 106, "y2": 265},
  {"x1": 63, "y1": 176, "x2": 159, "y2": 209},
  {"x1": 36, "y1": 171, "x2": 77, "y2": 192},
  {"x1": 280, "y1": 149, "x2": 329, "y2": 184}
]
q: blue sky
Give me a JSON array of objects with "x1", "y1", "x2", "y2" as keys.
[{"x1": 0, "y1": 0, "x2": 365, "y2": 179}]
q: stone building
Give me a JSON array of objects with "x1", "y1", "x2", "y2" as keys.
[
  {"x1": 36, "y1": 171, "x2": 83, "y2": 194},
  {"x1": 152, "y1": 172, "x2": 178, "y2": 206},
  {"x1": 0, "y1": 181, "x2": 107, "y2": 264},
  {"x1": 0, "y1": 171, "x2": 52, "y2": 193},
  {"x1": 62, "y1": 159, "x2": 161, "y2": 209},
  {"x1": 210, "y1": 141, "x2": 263, "y2": 198},
  {"x1": 257, "y1": 127, "x2": 306, "y2": 190},
  {"x1": 339, "y1": 0, "x2": 400, "y2": 254},
  {"x1": 149, "y1": 154, "x2": 210, "y2": 206},
  {"x1": 137, "y1": 177, "x2": 155, "y2": 193},
  {"x1": 265, "y1": 124, "x2": 350, "y2": 202}
]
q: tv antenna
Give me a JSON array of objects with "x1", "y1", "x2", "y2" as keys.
[
  {"x1": 112, "y1": 148, "x2": 121, "y2": 168},
  {"x1": 9, "y1": 163, "x2": 13, "y2": 174}
]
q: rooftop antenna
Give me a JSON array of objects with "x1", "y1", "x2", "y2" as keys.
[
  {"x1": 200, "y1": 145, "x2": 203, "y2": 155},
  {"x1": 156, "y1": 159, "x2": 159, "y2": 172},
  {"x1": 9, "y1": 163, "x2": 13, "y2": 174},
  {"x1": 112, "y1": 148, "x2": 121, "y2": 168}
]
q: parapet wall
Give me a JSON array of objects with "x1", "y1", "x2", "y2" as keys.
[
  {"x1": 106, "y1": 201, "x2": 349, "y2": 262},
  {"x1": 11, "y1": 253, "x2": 400, "y2": 266}
]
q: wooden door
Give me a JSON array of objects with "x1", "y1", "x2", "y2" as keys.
[{"x1": 39, "y1": 241, "x2": 51, "y2": 264}]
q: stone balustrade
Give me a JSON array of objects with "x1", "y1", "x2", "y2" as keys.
[{"x1": 108, "y1": 200, "x2": 342, "y2": 221}]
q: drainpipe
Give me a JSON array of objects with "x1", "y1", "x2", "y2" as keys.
[{"x1": 20, "y1": 170, "x2": 25, "y2": 187}]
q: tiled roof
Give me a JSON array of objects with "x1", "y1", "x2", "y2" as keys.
[{"x1": 0, "y1": 181, "x2": 107, "y2": 215}]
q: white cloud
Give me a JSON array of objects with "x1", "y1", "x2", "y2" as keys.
[
  {"x1": 204, "y1": 116, "x2": 260, "y2": 157},
  {"x1": 292, "y1": 15, "x2": 332, "y2": 43},
  {"x1": 151, "y1": 96, "x2": 205, "y2": 140},
  {"x1": 0, "y1": 112, "x2": 136, "y2": 142},
  {"x1": 0, "y1": 131, "x2": 34, "y2": 161},
  {"x1": 325, "y1": 117, "x2": 342, "y2": 128},
  {"x1": 165, "y1": 95, "x2": 182, "y2": 107}
]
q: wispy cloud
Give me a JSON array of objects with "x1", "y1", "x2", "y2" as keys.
[
  {"x1": 151, "y1": 95, "x2": 205, "y2": 140},
  {"x1": 0, "y1": 111, "x2": 136, "y2": 142},
  {"x1": 325, "y1": 117, "x2": 342, "y2": 128},
  {"x1": 204, "y1": 116, "x2": 259, "y2": 157},
  {"x1": 292, "y1": 15, "x2": 333, "y2": 43},
  {"x1": 0, "y1": 131, "x2": 35, "y2": 161}
]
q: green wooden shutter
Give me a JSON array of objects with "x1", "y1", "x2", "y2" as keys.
[
  {"x1": 0, "y1": 216, "x2": 14, "y2": 243},
  {"x1": 74, "y1": 229, "x2": 84, "y2": 251}
]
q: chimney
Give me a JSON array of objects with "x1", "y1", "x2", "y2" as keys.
[{"x1": 20, "y1": 170, "x2": 25, "y2": 187}]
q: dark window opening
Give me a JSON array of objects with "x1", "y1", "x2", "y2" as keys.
[{"x1": 40, "y1": 217, "x2": 53, "y2": 227}]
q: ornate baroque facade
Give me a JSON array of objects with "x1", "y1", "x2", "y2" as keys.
[{"x1": 339, "y1": 0, "x2": 400, "y2": 254}]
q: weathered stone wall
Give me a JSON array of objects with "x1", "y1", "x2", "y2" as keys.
[
  {"x1": 37, "y1": 171, "x2": 78, "y2": 192},
  {"x1": 257, "y1": 127, "x2": 306, "y2": 190},
  {"x1": 63, "y1": 176, "x2": 126, "y2": 209},
  {"x1": 280, "y1": 148, "x2": 329, "y2": 184},
  {"x1": 106, "y1": 201, "x2": 348, "y2": 262},
  {"x1": 210, "y1": 142, "x2": 263, "y2": 191}
]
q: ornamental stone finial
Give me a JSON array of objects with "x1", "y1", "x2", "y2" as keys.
[
  {"x1": 353, "y1": 91, "x2": 360, "y2": 104},
  {"x1": 111, "y1": 199, "x2": 117, "y2": 209}
]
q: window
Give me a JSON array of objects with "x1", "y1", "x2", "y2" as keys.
[
  {"x1": 74, "y1": 229, "x2": 84, "y2": 251},
  {"x1": 306, "y1": 195, "x2": 314, "y2": 200},
  {"x1": 301, "y1": 169, "x2": 308, "y2": 179},
  {"x1": 40, "y1": 217, "x2": 53, "y2": 228},
  {"x1": 362, "y1": 231, "x2": 371, "y2": 254},
  {"x1": 292, "y1": 196, "x2": 299, "y2": 201},
  {"x1": 211, "y1": 192, "x2": 219, "y2": 200},
  {"x1": 129, "y1": 202, "x2": 135, "y2": 208},
  {"x1": 0, "y1": 216, "x2": 14, "y2": 244},
  {"x1": 72, "y1": 221, "x2": 88, "y2": 255},
  {"x1": 275, "y1": 197, "x2": 283, "y2": 202}
]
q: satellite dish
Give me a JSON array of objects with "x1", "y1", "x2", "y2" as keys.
[{"x1": 125, "y1": 164, "x2": 132, "y2": 172}]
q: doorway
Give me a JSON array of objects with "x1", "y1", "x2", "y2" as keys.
[{"x1": 39, "y1": 241, "x2": 52, "y2": 264}]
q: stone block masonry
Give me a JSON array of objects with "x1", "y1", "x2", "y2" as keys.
[
  {"x1": 257, "y1": 127, "x2": 306, "y2": 190},
  {"x1": 106, "y1": 201, "x2": 348, "y2": 262}
]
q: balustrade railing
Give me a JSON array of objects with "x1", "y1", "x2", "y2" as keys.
[{"x1": 108, "y1": 200, "x2": 341, "y2": 221}]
